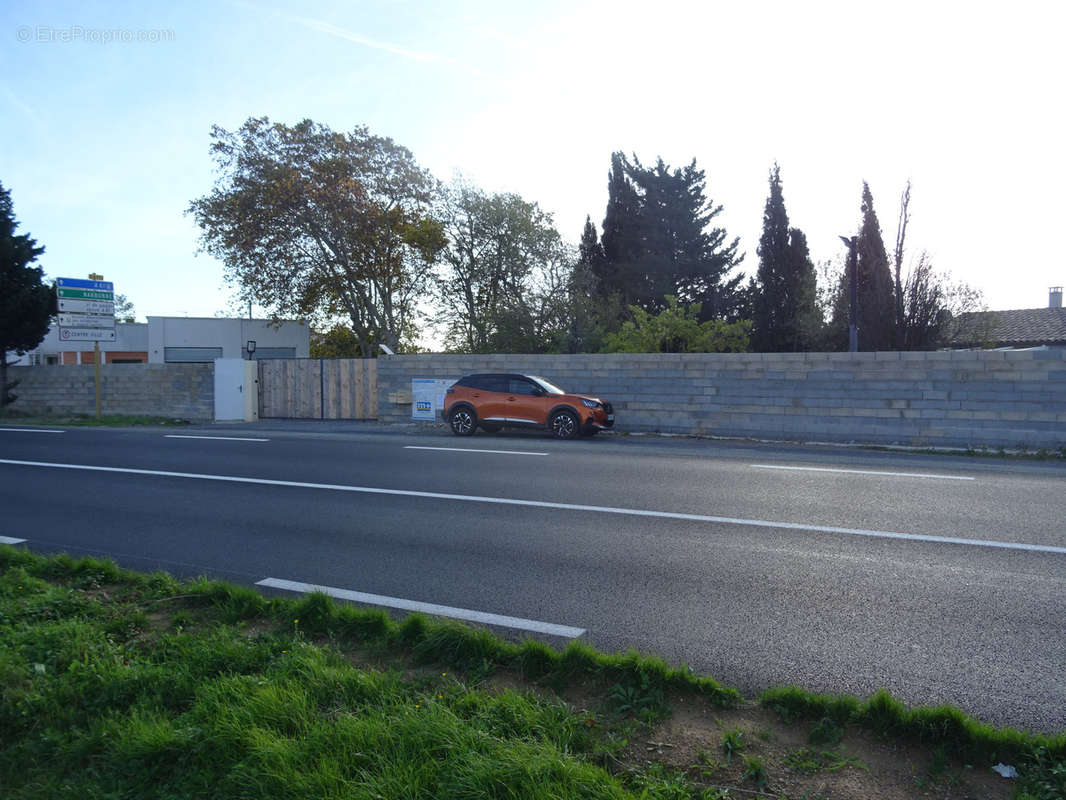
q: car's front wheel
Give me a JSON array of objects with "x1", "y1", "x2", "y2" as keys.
[
  {"x1": 549, "y1": 409, "x2": 579, "y2": 440},
  {"x1": 449, "y1": 407, "x2": 477, "y2": 436}
]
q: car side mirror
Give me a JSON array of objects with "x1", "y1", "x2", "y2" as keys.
[{"x1": 532, "y1": 387, "x2": 546, "y2": 397}]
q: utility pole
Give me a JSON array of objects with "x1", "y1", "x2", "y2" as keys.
[{"x1": 839, "y1": 236, "x2": 858, "y2": 352}]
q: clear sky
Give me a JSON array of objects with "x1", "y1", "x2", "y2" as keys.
[{"x1": 3, "y1": 0, "x2": 1064, "y2": 330}]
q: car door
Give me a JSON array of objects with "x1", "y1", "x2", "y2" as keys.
[
  {"x1": 473, "y1": 375, "x2": 511, "y2": 423},
  {"x1": 507, "y1": 376, "x2": 552, "y2": 425}
]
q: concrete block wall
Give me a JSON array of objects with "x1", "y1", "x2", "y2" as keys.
[
  {"x1": 377, "y1": 350, "x2": 1066, "y2": 448},
  {"x1": 7, "y1": 364, "x2": 214, "y2": 420}
]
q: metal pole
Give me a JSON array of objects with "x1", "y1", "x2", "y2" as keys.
[
  {"x1": 94, "y1": 340, "x2": 102, "y2": 418},
  {"x1": 839, "y1": 235, "x2": 858, "y2": 352}
]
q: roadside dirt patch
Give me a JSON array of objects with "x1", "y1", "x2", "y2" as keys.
[{"x1": 622, "y1": 696, "x2": 1013, "y2": 799}]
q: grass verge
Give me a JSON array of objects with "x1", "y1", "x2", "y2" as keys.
[
  {"x1": 2, "y1": 545, "x2": 1062, "y2": 799},
  {"x1": 0, "y1": 411, "x2": 193, "y2": 426}
]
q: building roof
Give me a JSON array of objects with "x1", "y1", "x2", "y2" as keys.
[{"x1": 950, "y1": 307, "x2": 1066, "y2": 348}]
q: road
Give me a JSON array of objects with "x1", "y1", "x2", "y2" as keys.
[{"x1": 2, "y1": 422, "x2": 1064, "y2": 733}]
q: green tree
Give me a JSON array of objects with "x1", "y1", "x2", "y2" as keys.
[
  {"x1": 830, "y1": 183, "x2": 896, "y2": 350},
  {"x1": 0, "y1": 182, "x2": 53, "y2": 409},
  {"x1": 310, "y1": 324, "x2": 364, "y2": 358},
  {"x1": 564, "y1": 215, "x2": 616, "y2": 353},
  {"x1": 750, "y1": 164, "x2": 820, "y2": 352},
  {"x1": 435, "y1": 179, "x2": 570, "y2": 353},
  {"x1": 188, "y1": 118, "x2": 445, "y2": 357},
  {"x1": 602, "y1": 296, "x2": 750, "y2": 353},
  {"x1": 597, "y1": 153, "x2": 745, "y2": 324},
  {"x1": 114, "y1": 293, "x2": 136, "y2": 323}
]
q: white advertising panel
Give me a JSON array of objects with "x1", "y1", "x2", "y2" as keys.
[{"x1": 412, "y1": 378, "x2": 457, "y2": 421}]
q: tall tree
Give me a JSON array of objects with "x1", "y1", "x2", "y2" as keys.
[
  {"x1": 564, "y1": 215, "x2": 607, "y2": 353},
  {"x1": 0, "y1": 182, "x2": 54, "y2": 409},
  {"x1": 435, "y1": 179, "x2": 570, "y2": 353},
  {"x1": 830, "y1": 182, "x2": 896, "y2": 350},
  {"x1": 597, "y1": 152, "x2": 744, "y2": 324},
  {"x1": 889, "y1": 182, "x2": 986, "y2": 349},
  {"x1": 188, "y1": 118, "x2": 445, "y2": 357},
  {"x1": 892, "y1": 181, "x2": 911, "y2": 347},
  {"x1": 750, "y1": 164, "x2": 820, "y2": 351}
]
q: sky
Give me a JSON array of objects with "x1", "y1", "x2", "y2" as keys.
[{"x1": 3, "y1": 0, "x2": 1065, "y2": 337}]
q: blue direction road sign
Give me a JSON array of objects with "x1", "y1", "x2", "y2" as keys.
[{"x1": 56, "y1": 277, "x2": 114, "y2": 291}]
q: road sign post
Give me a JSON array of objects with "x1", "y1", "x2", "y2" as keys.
[{"x1": 57, "y1": 277, "x2": 116, "y2": 419}]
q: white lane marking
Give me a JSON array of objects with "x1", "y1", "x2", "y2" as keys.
[
  {"x1": 1, "y1": 458, "x2": 1063, "y2": 555},
  {"x1": 165, "y1": 435, "x2": 270, "y2": 442},
  {"x1": 0, "y1": 536, "x2": 27, "y2": 545},
  {"x1": 0, "y1": 428, "x2": 64, "y2": 434},
  {"x1": 257, "y1": 577, "x2": 585, "y2": 638},
  {"x1": 405, "y1": 446, "x2": 548, "y2": 456},
  {"x1": 752, "y1": 464, "x2": 975, "y2": 481}
]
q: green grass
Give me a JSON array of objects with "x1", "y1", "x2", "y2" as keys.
[
  {"x1": 0, "y1": 411, "x2": 193, "y2": 426},
  {"x1": 785, "y1": 747, "x2": 866, "y2": 774},
  {"x1": 3, "y1": 544, "x2": 1065, "y2": 800},
  {"x1": 761, "y1": 685, "x2": 1066, "y2": 790}
]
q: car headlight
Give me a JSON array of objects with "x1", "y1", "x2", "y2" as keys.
[{"x1": 581, "y1": 398, "x2": 600, "y2": 409}]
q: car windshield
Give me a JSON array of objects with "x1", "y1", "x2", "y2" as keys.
[{"x1": 528, "y1": 376, "x2": 565, "y2": 395}]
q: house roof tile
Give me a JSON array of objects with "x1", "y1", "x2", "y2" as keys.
[{"x1": 951, "y1": 307, "x2": 1066, "y2": 347}]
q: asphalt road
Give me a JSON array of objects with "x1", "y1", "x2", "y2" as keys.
[{"x1": 2, "y1": 422, "x2": 1064, "y2": 734}]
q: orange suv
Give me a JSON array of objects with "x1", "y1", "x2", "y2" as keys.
[{"x1": 444, "y1": 373, "x2": 614, "y2": 439}]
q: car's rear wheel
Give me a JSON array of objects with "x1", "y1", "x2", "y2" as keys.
[
  {"x1": 449, "y1": 407, "x2": 477, "y2": 436},
  {"x1": 549, "y1": 409, "x2": 579, "y2": 440},
  {"x1": 480, "y1": 422, "x2": 502, "y2": 433}
]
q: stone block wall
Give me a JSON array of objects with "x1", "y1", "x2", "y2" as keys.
[
  {"x1": 376, "y1": 350, "x2": 1066, "y2": 449},
  {"x1": 7, "y1": 364, "x2": 214, "y2": 421}
]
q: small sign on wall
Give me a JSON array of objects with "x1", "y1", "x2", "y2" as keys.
[{"x1": 412, "y1": 378, "x2": 457, "y2": 421}]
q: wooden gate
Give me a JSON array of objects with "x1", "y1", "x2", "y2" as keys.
[{"x1": 258, "y1": 358, "x2": 377, "y2": 419}]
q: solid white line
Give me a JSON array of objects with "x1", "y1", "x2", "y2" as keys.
[
  {"x1": 0, "y1": 428, "x2": 64, "y2": 434},
  {"x1": 256, "y1": 577, "x2": 585, "y2": 638},
  {"x1": 751, "y1": 464, "x2": 975, "y2": 481},
  {"x1": 404, "y1": 446, "x2": 548, "y2": 456},
  {"x1": 0, "y1": 536, "x2": 27, "y2": 545},
  {"x1": 1, "y1": 458, "x2": 1063, "y2": 555},
  {"x1": 165, "y1": 435, "x2": 270, "y2": 442}
]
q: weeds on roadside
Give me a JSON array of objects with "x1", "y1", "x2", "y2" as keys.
[
  {"x1": 808, "y1": 715, "x2": 844, "y2": 746},
  {"x1": 785, "y1": 747, "x2": 866, "y2": 774},
  {"x1": 741, "y1": 754, "x2": 768, "y2": 789},
  {"x1": 608, "y1": 670, "x2": 669, "y2": 722},
  {"x1": 1018, "y1": 746, "x2": 1066, "y2": 800},
  {"x1": 720, "y1": 729, "x2": 745, "y2": 762}
]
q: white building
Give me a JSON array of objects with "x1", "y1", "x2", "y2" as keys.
[{"x1": 10, "y1": 316, "x2": 310, "y2": 365}]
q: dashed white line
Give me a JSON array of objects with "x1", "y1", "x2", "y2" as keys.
[
  {"x1": 0, "y1": 536, "x2": 27, "y2": 545},
  {"x1": 0, "y1": 428, "x2": 64, "y2": 434},
  {"x1": 1, "y1": 459, "x2": 1062, "y2": 555},
  {"x1": 256, "y1": 577, "x2": 585, "y2": 638},
  {"x1": 404, "y1": 446, "x2": 548, "y2": 456},
  {"x1": 165, "y1": 435, "x2": 270, "y2": 442},
  {"x1": 752, "y1": 464, "x2": 975, "y2": 481}
]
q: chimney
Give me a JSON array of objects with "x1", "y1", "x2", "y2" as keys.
[{"x1": 1051, "y1": 286, "x2": 1063, "y2": 309}]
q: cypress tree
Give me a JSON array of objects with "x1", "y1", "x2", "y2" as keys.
[
  {"x1": 600, "y1": 152, "x2": 643, "y2": 309},
  {"x1": 751, "y1": 165, "x2": 819, "y2": 351},
  {"x1": 831, "y1": 183, "x2": 896, "y2": 351}
]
